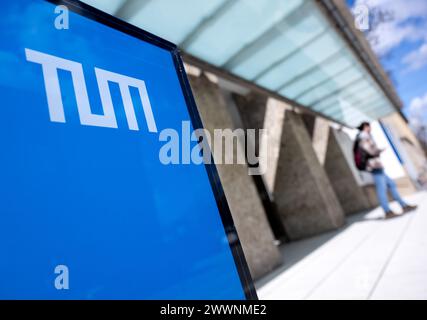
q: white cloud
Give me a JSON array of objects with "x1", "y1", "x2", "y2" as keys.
[
  {"x1": 409, "y1": 92, "x2": 427, "y2": 113},
  {"x1": 354, "y1": 0, "x2": 427, "y2": 23},
  {"x1": 402, "y1": 42, "x2": 427, "y2": 71},
  {"x1": 408, "y1": 92, "x2": 427, "y2": 128},
  {"x1": 352, "y1": 1, "x2": 427, "y2": 130},
  {"x1": 353, "y1": 0, "x2": 427, "y2": 56},
  {"x1": 369, "y1": 23, "x2": 424, "y2": 56}
]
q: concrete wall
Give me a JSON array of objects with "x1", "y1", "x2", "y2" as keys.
[
  {"x1": 302, "y1": 115, "x2": 329, "y2": 166},
  {"x1": 232, "y1": 94, "x2": 346, "y2": 240},
  {"x1": 341, "y1": 123, "x2": 417, "y2": 207},
  {"x1": 273, "y1": 111, "x2": 345, "y2": 240},
  {"x1": 324, "y1": 128, "x2": 372, "y2": 214},
  {"x1": 363, "y1": 185, "x2": 380, "y2": 208},
  {"x1": 382, "y1": 113, "x2": 427, "y2": 188},
  {"x1": 394, "y1": 177, "x2": 418, "y2": 196},
  {"x1": 303, "y1": 115, "x2": 371, "y2": 215},
  {"x1": 233, "y1": 94, "x2": 288, "y2": 199},
  {"x1": 188, "y1": 73, "x2": 281, "y2": 280}
]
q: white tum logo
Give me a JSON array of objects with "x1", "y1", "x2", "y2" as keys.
[{"x1": 25, "y1": 48, "x2": 157, "y2": 132}]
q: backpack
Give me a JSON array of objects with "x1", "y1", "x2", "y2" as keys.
[{"x1": 353, "y1": 134, "x2": 370, "y2": 171}]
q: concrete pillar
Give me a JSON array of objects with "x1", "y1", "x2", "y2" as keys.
[
  {"x1": 188, "y1": 73, "x2": 281, "y2": 280},
  {"x1": 232, "y1": 93, "x2": 288, "y2": 240},
  {"x1": 303, "y1": 115, "x2": 371, "y2": 215},
  {"x1": 233, "y1": 94, "x2": 345, "y2": 240},
  {"x1": 302, "y1": 114, "x2": 329, "y2": 166},
  {"x1": 232, "y1": 93, "x2": 277, "y2": 195},
  {"x1": 273, "y1": 111, "x2": 345, "y2": 240},
  {"x1": 324, "y1": 128, "x2": 372, "y2": 214},
  {"x1": 233, "y1": 93, "x2": 267, "y2": 137},
  {"x1": 363, "y1": 185, "x2": 380, "y2": 208}
]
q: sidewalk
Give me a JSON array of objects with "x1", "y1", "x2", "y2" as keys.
[{"x1": 256, "y1": 192, "x2": 427, "y2": 300}]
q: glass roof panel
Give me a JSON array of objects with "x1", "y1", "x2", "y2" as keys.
[
  {"x1": 280, "y1": 53, "x2": 353, "y2": 99},
  {"x1": 230, "y1": 5, "x2": 328, "y2": 80},
  {"x1": 298, "y1": 66, "x2": 363, "y2": 106},
  {"x1": 313, "y1": 79, "x2": 377, "y2": 112},
  {"x1": 184, "y1": 0, "x2": 305, "y2": 66},
  {"x1": 82, "y1": 0, "x2": 398, "y2": 127},
  {"x1": 83, "y1": 0, "x2": 125, "y2": 14},
  {"x1": 129, "y1": 0, "x2": 227, "y2": 44},
  {"x1": 255, "y1": 31, "x2": 343, "y2": 91}
]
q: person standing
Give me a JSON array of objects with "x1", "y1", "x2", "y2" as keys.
[{"x1": 354, "y1": 122, "x2": 417, "y2": 219}]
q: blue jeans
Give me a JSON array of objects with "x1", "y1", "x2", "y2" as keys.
[{"x1": 372, "y1": 169, "x2": 407, "y2": 212}]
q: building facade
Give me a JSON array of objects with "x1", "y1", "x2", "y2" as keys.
[{"x1": 84, "y1": 0, "x2": 427, "y2": 280}]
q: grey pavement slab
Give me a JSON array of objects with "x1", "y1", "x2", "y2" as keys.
[{"x1": 256, "y1": 192, "x2": 427, "y2": 300}]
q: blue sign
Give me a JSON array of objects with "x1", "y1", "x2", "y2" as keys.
[{"x1": 0, "y1": 0, "x2": 254, "y2": 299}]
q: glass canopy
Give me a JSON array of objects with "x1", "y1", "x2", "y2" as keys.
[{"x1": 83, "y1": 0, "x2": 397, "y2": 127}]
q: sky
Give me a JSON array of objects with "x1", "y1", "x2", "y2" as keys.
[{"x1": 347, "y1": 0, "x2": 427, "y2": 130}]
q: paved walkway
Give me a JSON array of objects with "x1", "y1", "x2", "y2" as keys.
[{"x1": 256, "y1": 192, "x2": 427, "y2": 300}]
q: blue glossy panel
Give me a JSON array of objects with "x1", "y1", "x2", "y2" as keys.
[{"x1": 0, "y1": 0, "x2": 245, "y2": 299}]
